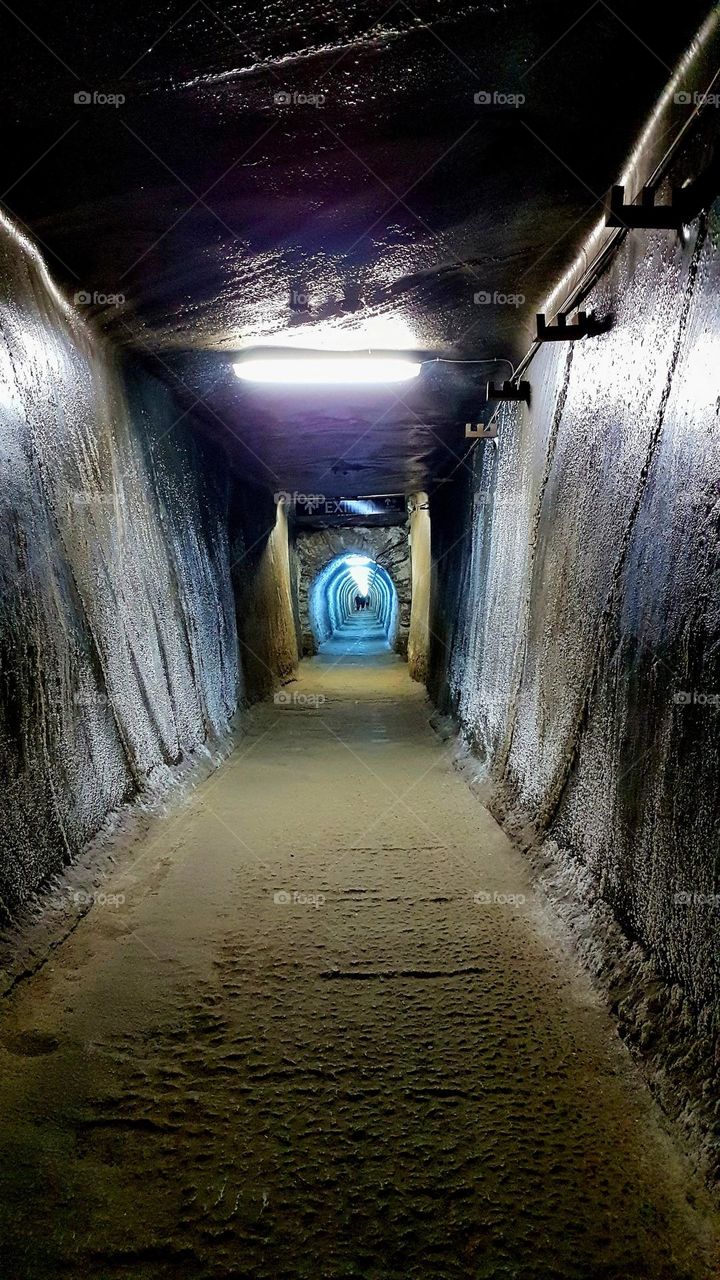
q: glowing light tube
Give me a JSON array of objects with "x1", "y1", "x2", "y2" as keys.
[{"x1": 233, "y1": 352, "x2": 422, "y2": 384}]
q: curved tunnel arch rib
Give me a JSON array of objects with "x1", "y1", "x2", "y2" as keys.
[{"x1": 309, "y1": 553, "x2": 399, "y2": 650}]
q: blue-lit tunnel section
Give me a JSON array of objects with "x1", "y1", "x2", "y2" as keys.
[{"x1": 309, "y1": 554, "x2": 399, "y2": 651}]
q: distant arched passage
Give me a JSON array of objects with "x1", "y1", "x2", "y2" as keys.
[{"x1": 308, "y1": 553, "x2": 399, "y2": 650}]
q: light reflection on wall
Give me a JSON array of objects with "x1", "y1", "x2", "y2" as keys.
[{"x1": 237, "y1": 313, "x2": 418, "y2": 354}]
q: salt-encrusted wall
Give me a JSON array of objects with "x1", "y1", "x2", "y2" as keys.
[
  {"x1": 0, "y1": 214, "x2": 239, "y2": 916},
  {"x1": 427, "y1": 198, "x2": 720, "y2": 1184}
]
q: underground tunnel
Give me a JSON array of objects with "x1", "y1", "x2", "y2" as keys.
[
  {"x1": 308, "y1": 554, "x2": 400, "y2": 651},
  {"x1": 0, "y1": 2, "x2": 719, "y2": 1277}
]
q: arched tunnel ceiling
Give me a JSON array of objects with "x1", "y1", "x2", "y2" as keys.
[{"x1": 1, "y1": 0, "x2": 713, "y2": 495}]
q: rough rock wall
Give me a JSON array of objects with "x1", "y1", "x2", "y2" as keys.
[
  {"x1": 230, "y1": 493, "x2": 299, "y2": 701},
  {"x1": 0, "y1": 213, "x2": 239, "y2": 918},
  {"x1": 428, "y1": 201, "x2": 720, "y2": 1182},
  {"x1": 408, "y1": 493, "x2": 430, "y2": 682},
  {"x1": 293, "y1": 525, "x2": 411, "y2": 655}
]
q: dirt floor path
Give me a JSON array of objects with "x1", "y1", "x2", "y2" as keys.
[{"x1": 1, "y1": 616, "x2": 718, "y2": 1279}]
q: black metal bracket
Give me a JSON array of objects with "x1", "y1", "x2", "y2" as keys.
[
  {"x1": 607, "y1": 153, "x2": 720, "y2": 231},
  {"x1": 485, "y1": 380, "x2": 530, "y2": 403},
  {"x1": 465, "y1": 422, "x2": 498, "y2": 439},
  {"x1": 606, "y1": 184, "x2": 685, "y2": 230},
  {"x1": 536, "y1": 310, "x2": 608, "y2": 342}
]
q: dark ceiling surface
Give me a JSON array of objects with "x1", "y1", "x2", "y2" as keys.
[{"x1": 1, "y1": 0, "x2": 712, "y2": 496}]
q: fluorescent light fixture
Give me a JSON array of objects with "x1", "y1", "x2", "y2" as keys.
[{"x1": 233, "y1": 349, "x2": 422, "y2": 385}]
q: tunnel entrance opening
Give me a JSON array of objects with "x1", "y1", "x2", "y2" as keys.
[{"x1": 308, "y1": 552, "x2": 399, "y2": 656}]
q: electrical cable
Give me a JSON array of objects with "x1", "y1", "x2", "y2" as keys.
[{"x1": 422, "y1": 357, "x2": 516, "y2": 376}]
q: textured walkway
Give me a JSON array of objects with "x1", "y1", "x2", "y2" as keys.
[{"x1": 1, "y1": 621, "x2": 717, "y2": 1278}]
